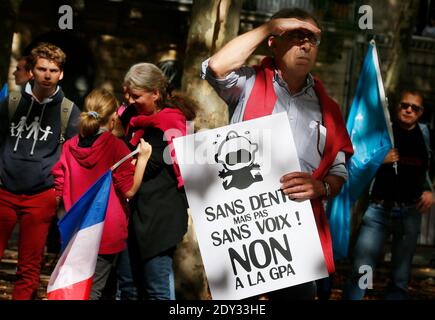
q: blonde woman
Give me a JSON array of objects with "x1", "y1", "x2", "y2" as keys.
[{"x1": 121, "y1": 62, "x2": 197, "y2": 300}]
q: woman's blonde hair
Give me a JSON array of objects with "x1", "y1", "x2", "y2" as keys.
[
  {"x1": 80, "y1": 88, "x2": 119, "y2": 137},
  {"x1": 123, "y1": 62, "x2": 198, "y2": 120}
]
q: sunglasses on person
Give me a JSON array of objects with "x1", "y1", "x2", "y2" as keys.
[
  {"x1": 399, "y1": 102, "x2": 423, "y2": 113},
  {"x1": 281, "y1": 29, "x2": 321, "y2": 47}
]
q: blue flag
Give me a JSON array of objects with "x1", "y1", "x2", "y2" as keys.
[{"x1": 327, "y1": 41, "x2": 393, "y2": 261}]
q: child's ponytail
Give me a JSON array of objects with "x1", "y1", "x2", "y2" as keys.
[{"x1": 80, "y1": 88, "x2": 119, "y2": 137}]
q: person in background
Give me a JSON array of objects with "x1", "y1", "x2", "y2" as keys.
[
  {"x1": 0, "y1": 56, "x2": 33, "y2": 105},
  {"x1": 343, "y1": 89, "x2": 434, "y2": 300},
  {"x1": 422, "y1": 16, "x2": 435, "y2": 38},
  {"x1": 0, "y1": 83, "x2": 7, "y2": 105},
  {"x1": 0, "y1": 42, "x2": 80, "y2": 300},
  {"x1": 13, "y1": 56, "x2": 33, "y2": 87},
  {"x1": 122, "y1": 62, "x2": 197, "y2": 300}
]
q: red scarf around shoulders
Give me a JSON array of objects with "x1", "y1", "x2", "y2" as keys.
[
  {"x1": 243, "y1": 57, "x2": 353, "y2": 274},
  {"x1": 128, "y1": 107, "x2": 187, "y2": 189}
]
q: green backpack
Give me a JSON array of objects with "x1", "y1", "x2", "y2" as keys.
[{"x1": 7, "y1": 91, "x2": 74, "y2": 144}]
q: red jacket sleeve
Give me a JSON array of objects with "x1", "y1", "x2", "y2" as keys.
[{"x1": 112, "y1": 139, "x2": 136, "y2": 198}]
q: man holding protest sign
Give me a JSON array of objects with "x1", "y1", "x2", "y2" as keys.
[{"x1": 201, "y1": 8, "x2": 353, "y2": 299}]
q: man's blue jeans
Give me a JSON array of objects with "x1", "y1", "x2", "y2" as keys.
[{"x1": 343, "y1": 203, "x2": 421, "y2": 300}]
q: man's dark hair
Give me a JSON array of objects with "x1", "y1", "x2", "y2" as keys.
[
  {"x1": 397, "y1": 87, "x2": 425, "y2": 104},
  {"x1": 20, "y1": 55, "x2": 33, "y2": 72},
  {"x1": 271, "y1": 8, "x2": 320, "y2": 28}
]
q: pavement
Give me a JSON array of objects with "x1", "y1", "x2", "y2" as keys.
[
  {"x1": 0, "y1": 248, "x2": 55, "y2": 300},
  {"x1": 330, "y1": 245, "x2": 435, "y2": 300},
  {"x1": 1, "y1": 244, "x2": 434, "y2": 300}
]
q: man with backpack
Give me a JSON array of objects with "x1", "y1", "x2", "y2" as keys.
[
  {"x1": 0, "y1": 42, "x2": 80, "y2": 300},
  {"x1": 344, "y1": 88, "x2": 434, "y2": 300}
]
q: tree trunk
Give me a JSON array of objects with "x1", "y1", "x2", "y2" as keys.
[
  {"x1": 0, "y1": 0, "x2": 21, "y2": 84},
  {"x1": 175, "y1": 0, "x2": 242, "y2": 300},
  {"x1": 181, "y1": 0, "x2": 243, "y2": 130},
  {"x1": 384, "y1": 0, "x2": 420, "y2": 97}
]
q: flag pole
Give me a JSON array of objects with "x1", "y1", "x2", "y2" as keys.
[
  {"x1": 111, "y1": 149, "x2": 140, "y2": 171},
  {"x1": 370, "y1": 39, "x2": 398, "y2": 175}
]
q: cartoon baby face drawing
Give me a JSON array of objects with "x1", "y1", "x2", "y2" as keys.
[{"x1": 214, "y1": 131, "x2": 263, "y2": 190}]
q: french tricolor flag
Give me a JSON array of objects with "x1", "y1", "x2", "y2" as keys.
[{"x1": 47, "y1": 171, "x2": 112, "y2": 300}]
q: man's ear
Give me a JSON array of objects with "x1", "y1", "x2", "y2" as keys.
[
  {"x1": 267, "y1": 36, "x2": 276, "y2": 49},
  {"x1": 59, "y1": 70, "x2": 64, "y2": 81}
]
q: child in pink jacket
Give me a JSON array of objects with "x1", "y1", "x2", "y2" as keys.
[{"x1": 52, "y1": 88, "x2": 151, "y2": 299}]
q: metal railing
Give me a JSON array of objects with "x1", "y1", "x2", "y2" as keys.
[
  {"x1": 242, "y1": 0, "x2": 356, "y2": 21},
  {"x1": 162, "y1": 0, "x2": 356, "y2": 22},
  {"x1": 243, "y1": 0, "x2": 315, "y2": 13},
  {"x1": 411, "y1": 35, "x2": 435, "y2": 52}
]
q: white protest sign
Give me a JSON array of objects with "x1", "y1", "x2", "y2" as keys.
[{"x1": 173, "y1": 113, "x2": 328, "y2": 300}]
